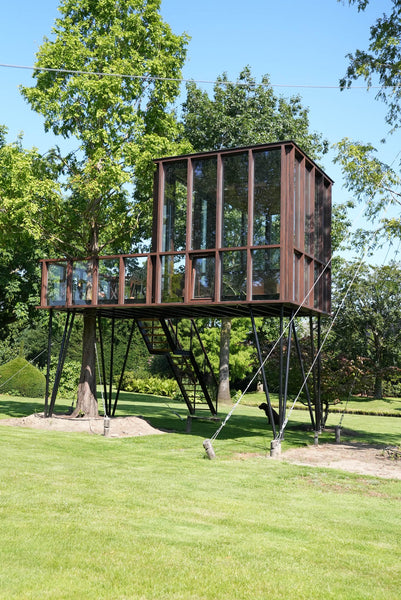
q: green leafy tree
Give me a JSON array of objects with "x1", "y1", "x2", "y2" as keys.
[
  {"x1": 335, "y1": 1, "x2": 401, "y2": 243},
  {"x1": 181, "y1": 67, "x2": 328, "y2": 401},
  {"x1": 20, "y1": 0, "x2": 189, "y2": 416},
  {"x1": 0, "y1": 127, "x2": 60, "y2": 360},
  {"x1": 329, "y1": 260, "x2": 401, "y2": 399}
]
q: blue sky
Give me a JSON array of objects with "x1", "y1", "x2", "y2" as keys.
[{"x1": 0, "y1": 0, "x2": 399, "y2": 260}]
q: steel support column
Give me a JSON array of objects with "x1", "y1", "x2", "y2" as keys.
[
  {"x1": 250, "y1": 310, "x2": 276, "y2": 437},
  {"x1": 48, "y1": 311, "x2": 75, "y2": 416},
  {"x1": 112, "y1": 320, "x2": 136, "y2": 416},
  {"x1": 44, "y1": 309, "x2": 53, "y2": 418}
]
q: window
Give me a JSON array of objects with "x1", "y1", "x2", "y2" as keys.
[
  {"x1": 47, "y1": 262, "x2": 67, "y2": 306},
  {"x1": 221, "y1": 251, "x2": 247, "y2": 301},
  {"x1": 161, "y1": 255, "x2": 185, "y2": 303},
  {"x1": 124, "y1": 256, "x2": 148, "y2": 304},
  {"x1": 252, "y1": 249, "x2": 280, "y2": 300},
  {"x1": 192, "y1": 255, "x2": 215, "y2": 299},
  {"x1": 98, "y1": 258, "x2": 119, "y2": 304},
  {"x1": 163, "y1": 161, "x2": 187, "y2": 252},
  {"x1": 253, "y1": 149, "x2": 281, "y2": 246},
  {"x1": 222, "y1": 153, "x2": 248, "y2": 248},
  {"x1": 192, "y1": 158, "x2": 217, "y2": 250},
  {"x1": 72, "y1": 261, "x2": 93, "y2": 305}
]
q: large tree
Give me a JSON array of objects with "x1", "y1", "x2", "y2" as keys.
[
  {"x1": 20, "y1": 0, "x2": 189, "y2": 416},
  {"x1": 329, "y1": 261, "x2": 401, "y2": 398},
  {"x1": 181, "y1": 67, "x2": 328, "y2": 401},
  {"x1": 335, "y1": 0, "x2": 401, "y2": 241}
]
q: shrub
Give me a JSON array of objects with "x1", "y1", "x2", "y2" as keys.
[
  {"x1": 45, "y1": 360, "x2": 81, "y2": 400},
  {"x1": 119, "y1": 372, "x2": 180, "y2": 399},
  {"x1": 0, "y1": 357, "x2": 46, "y2": 398}
]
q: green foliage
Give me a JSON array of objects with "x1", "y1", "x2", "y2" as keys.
[
  {"x1": 182, "y1": 65, "x2": 328, "y2": 158},
  {"x1": 119, "y1": 373, "x2": 180, "y2": 399},
  {"x1": 0, "y1": 357, "x2": 46, "y2": 397},
  {"x1": 340, "y1": 0, "x2": 401, "y2": 132},
  {"x1": 20, "y1": 0, "x2": 191, "y2": 254},
  {"x1": 46, "y1": 359, "x2": 81, "y2": 400}
]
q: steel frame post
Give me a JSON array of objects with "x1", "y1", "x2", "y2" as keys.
[
  {"x1": 292, "y1": 319, "x2": 315, "y2": 430},
  {"x1": 250, "y1": 310, "x2": 276, "y2": 437},
  {"x1": 316, "y1": 315, "x2": 322, "y2": 432},
  {"x1": 97, "y1": 315, "x2": 108, "y2": 412},
  {"x1": 48, "y1": 311, "x2": 75, "y2": 416},
  {"x1": 283, "y1": 313, "x2": 293, "y2": 423},
  {"x1": 279, "y1": 307, "x2": 284, "y2": 427},
  {"x1": 112, "y1": 320, "x2": 136, "y2": 416},
  {"x1": 109, "y1": 315, "x2": 115, "y2": 415},
  {"x1": 44, "y1": 309, "x2": 53, "y2": 418}
]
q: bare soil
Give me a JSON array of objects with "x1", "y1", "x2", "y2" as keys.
[
  {"x1": 280, "y1": 442, "x2": 401, "y2": 480},
  {"x1": 0, "y1": 413, "x2": 165, "y2": 438}
]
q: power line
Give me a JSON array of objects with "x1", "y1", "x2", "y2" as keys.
[{"x1": 0, "y1": 61, "x2": 387, "y2": 90}]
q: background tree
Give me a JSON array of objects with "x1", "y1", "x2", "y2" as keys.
[
  {"x1": 328, "y1": 260, "x2": 401, "y2": 399},
  {"x1": 20, "y1": 0, "x2": 189, "y2": 416},
  {"x1": 181, "y1": 67, "x2": 328, "y2": 401}
]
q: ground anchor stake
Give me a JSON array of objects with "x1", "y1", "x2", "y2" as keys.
[{"x1": 203, "y1": 439, "x2": 216, "y2": 460}]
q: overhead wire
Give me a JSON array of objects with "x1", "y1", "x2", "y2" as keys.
[{"x1": 0, "y1": 61, "x2": 392, "y2": 90}]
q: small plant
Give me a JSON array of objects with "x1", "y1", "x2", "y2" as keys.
[
  {"x1": 119, "y1": 372, "x2": 180, "y2": 398},
  {"x1": 0, "y1": 357, "x2": 46, "y2": 398}
]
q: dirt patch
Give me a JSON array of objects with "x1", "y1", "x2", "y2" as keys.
[
  {"x1": 0, "y1": 413, "x2": 165, "y2": 438},
  {"x1": 280, "y1": 442, "x2": 401, "y2": 480}
]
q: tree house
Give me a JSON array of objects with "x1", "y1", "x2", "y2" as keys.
[{"x1": 40, "y1": 141, "x2": 333, "y2": 432}]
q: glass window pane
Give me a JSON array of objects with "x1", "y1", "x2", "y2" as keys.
[
  {"x1": 192, "y1": 158, "x2": 217, "y2": 250},
  {"x1": 47, "y1": 262, "x2": 67, "y2": 306},
  {"x1": 222, "y1": 153, "x2": 248, "y2": 248},
  {"x1": 98, "y1": 258, "x2": 119, "y2": 304},
  {"x1": 72, "y1": 261, "x2": 93, "y2": 305},
  {"x1": 192, "y1": 256, "x2": 215, "y2": 299},
  {"x1": 294, "y1": 156, "x2": 302, "y2": 247},
  {"x1": 304, "y1": 166, "x2": 313, "y2": 254},
  {"x1": 314, "y1": 174, "x2": 323, "y2": 259},
  {"x1": 252, "y1": 249, "x2": 280, "y2": 300},
  {"x1": 163, "y1": 161, "x2": 187, "y2": 252},
  {"x1": 161, "y1": 255, "x2": 185, "y2": 303},
  {"x1": 124, "y1": 256, "x2": 148, "y2": 304},
  {"x1": 253, "y1": 150, "x2": 281, "y2": 245},
  {"x1": 221, "y1": 251, "x2": 247, "y2": 301}
]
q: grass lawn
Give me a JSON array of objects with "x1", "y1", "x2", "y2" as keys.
[{"x1": 0, "y1": 391, "x2": 401, "y2": 599}]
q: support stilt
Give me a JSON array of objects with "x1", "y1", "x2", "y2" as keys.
[
  {"x1": 112, "y1": 320, "x2": 136, "y2": 416},
  {"x1": 44, "y1": 309, "x2": 53, "y2": 418},
  {"x1": 250, "y1": 310, "x2": 277, "y2": 437},
  {"x1": 48, "y1": 311, "x2": 75, "y2": 416}
]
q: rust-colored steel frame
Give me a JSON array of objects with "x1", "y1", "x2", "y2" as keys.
[{"x1": 39, "y1": 141, "x2": 332, "y2": 321}]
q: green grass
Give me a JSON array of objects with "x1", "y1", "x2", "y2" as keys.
[
  {"x1": 244, "y1": 390, "x2": 401, "y2": 416},
  {"x1": 1, "y1": 392, "x2": 401, "y2": 599}
]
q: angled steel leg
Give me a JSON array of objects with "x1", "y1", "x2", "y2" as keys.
[
  {"x1": 44, "y1": 309, "x2": 53, "y2": 418},
  {"x1": 112, "y1": 320, "x2": 136, "y2": 416},
  {"x1": 250, "y1": 309, "x2": 277, "y2": 437},
  {"x1": 49, "y1": 311, "x2": 75, "y2": 416}
]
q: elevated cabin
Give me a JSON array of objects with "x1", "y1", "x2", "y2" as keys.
[{"x1": 40, "y1": 141, "x2": 332, "y2": 318}]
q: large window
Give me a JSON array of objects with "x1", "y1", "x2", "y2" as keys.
[
  {"x1": 252, "y1": 249, "x2": 280, "y2": 300},
  {"x1": 98, "y1": 258, "x2": 119, "y2": 304},
  {"x1": 124, "y1": 256, "x2": 147, "y2": 304},
  {"x1": 47, "y1": 262, "x2": 67, "y2": 306},
  {"x1": 161, "y1": 254, "x2": 185, "y2": 303},
  {"x1": 253, "y1": 149, "x2": 281, "y2": 246},
  {"x1": 222, "y1": 153, "x2": 248, "y2": 248},
  {"x1": 72, "y1": 261, "x2": 93, "y2": 305},
  {"x1": 163, "y1": 161, "x2": 187, "y2": 252},
  {"x1": 221, "y1": 251, "x2": 247, "y2": 301},
  {"x1": 192, "y1": 158, "x2": 217, "y2": 250},
  {"x1": 192, "y1": 255, "x2": 215, "y2": 299}
]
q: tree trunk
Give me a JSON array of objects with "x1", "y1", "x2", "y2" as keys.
[
  {"x1": 218, "y1": 317, "x2": 232, "y2": 404},
  {"x1": 373, "y1": 374, "x2": 383, "y2": 400},
  {"x1": 72, "y1": 310, "x2": 99, "y2": 417}
]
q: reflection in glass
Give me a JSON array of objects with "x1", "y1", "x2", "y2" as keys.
[
  {"x1": 221, "y1": 251, "x2": 247, "y2": 301},
  {"x1": 47, "y1": 262, "x2": 67, "y2": 306},
  {"x1": 192, "y1": 256, "x2": 215, "y2": 298},
  {"x1": 315, "y1": 174, "x2": 323, "y2": 259},
  {"x1": 304, "y1": 166, "x2": 313, "y2": 254},
  {"x1": 222, "y1": 153, "x2": 248, "y2": 248},
  {"x1": 163, "y1": 161, "x2": 187, "y2": 252},
  {"x1": 252, "y1": 249, "x2": 280, "y2": 300},
  {"x1": 161, "y1": 254, "x2": 185, "y2": 303},
  {"x1": 192, "y1": 158, "x2": 217, "y2": 250},
  {"x1": 124, "y1": 256, "x2": 148, "y2": 303},
  {"x1": 98, "y1": 258, "x2": 119, "y2": 304},
  {"x1": 72, "y1": 261, "x2": 93, "y2": 305},
  {"x1": 294, "y1": 156, "x2": 302, "y2": 247},
  {"x1": 253, "y1": 150, "x2": 281, "y2": 245}
]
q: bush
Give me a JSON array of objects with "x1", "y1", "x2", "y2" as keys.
[
  {"x1": 119, "y1": 372, "x2": 180, "y2": 399},
  {"x1": 0, "y1": 357, "x2": 46, "y2": 398},
  {"x1": 45, "y1": 360, "x2": 81, "y2": 400}
]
